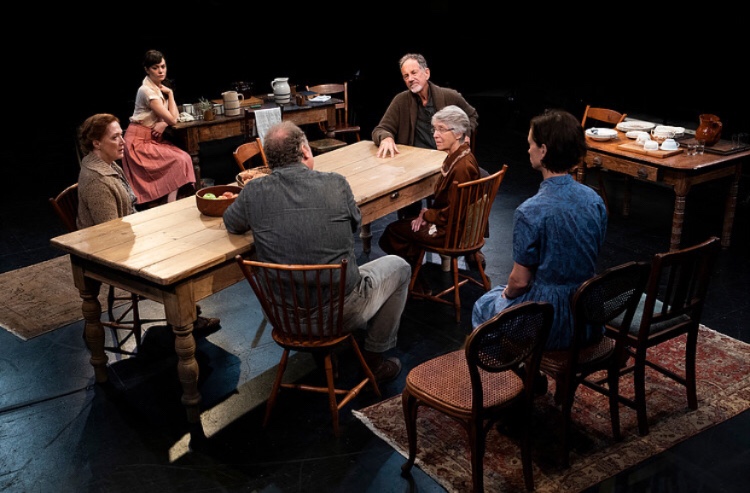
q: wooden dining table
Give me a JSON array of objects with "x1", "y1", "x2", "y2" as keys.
[
  {"x1": 314, "y1": 140, "x2": 445, "y2": 252},
  {"x1": 49, "y1": 141, "x2": 443, "y2": 424},
  {"x1": 581, "y1": 133, "x2": 749, "y2": 251}
]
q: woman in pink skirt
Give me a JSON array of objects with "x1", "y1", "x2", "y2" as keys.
[{"x1": 122, "y1": 49, "x2": 195, "y2": 207}]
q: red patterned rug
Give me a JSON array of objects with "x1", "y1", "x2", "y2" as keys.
[{"x1": 353, "y1": 326, "x2": 750, "y2": 493}]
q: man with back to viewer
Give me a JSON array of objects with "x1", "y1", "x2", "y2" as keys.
[{"x1": 223, "y1": 121, "x2": 410, "y2": 383}]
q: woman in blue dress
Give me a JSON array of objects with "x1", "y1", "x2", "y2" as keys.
[{"x1": 472, "y1": 109, "x2": 607, "y2": 350}]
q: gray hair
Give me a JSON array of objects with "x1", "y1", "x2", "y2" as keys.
[
  {"x1": 263, "y1": 121, "x2": 310, "y2": 169},
  {"x1": 432, "y1": 105, "x2": 470, "y2": 140},
  {"x1": 399, "y1": 53, "x2": 428, "y2": 71}
]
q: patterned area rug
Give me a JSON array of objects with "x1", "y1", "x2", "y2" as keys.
[
  {"x1": 0, "y1": 255, "x2": 129, "y2": 340},
  {"x1": 353, "y1": 326, "x2": 750, "y2": 493}
]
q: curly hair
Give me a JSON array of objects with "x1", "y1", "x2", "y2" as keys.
[{"x1": 78, "y1": 113, "x2": 120, "y2": 156}]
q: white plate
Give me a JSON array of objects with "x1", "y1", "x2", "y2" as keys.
[
  {"x1": 616, "y1": 120, "x2": 656, "y2": 132},
  {"x1": 585, "y1": 128, "x2": 618, "y2": 141}
]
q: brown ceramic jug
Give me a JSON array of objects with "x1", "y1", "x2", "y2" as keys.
[{"x1": 695, "y1": 114, "x2": 722, "y2": 146}]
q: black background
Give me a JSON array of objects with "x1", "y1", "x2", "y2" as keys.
[{"x1": 7, "y1": 3, "x2": 748, "y2": 194}]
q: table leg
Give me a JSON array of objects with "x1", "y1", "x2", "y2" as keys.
[
  {"x1": 79, "y1": 280, "x2": 109, "y2": 383},
  {"x1": 721, "y1": 165, "x2": 741, "y2": 248},
  {"x1": 670, "y1": 193, "x2": 687, "y2": 252},
  {"x1": 173, "y1": 321, "x2": 202, "y2": 423},
  {"x1": 622, "y1": 177, "x2": 632, "y2": 217},
  {"x1": 191, "y1": 154, "x2": 202, "y2": 189},
  {"x1": 164, "y1": 292, "x2": 201, "y2": 423},
  {"x1": 360, "y1": 223, "x2": 372, "y2": 254}
]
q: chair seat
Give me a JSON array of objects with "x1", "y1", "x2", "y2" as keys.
[
  {"x1": 309, "y1": 138, "x2": 348, "y2": 154},
  {"x1": 406, "y1": 350, "x2": 525, "y2": 412},
  {"x1": 272, "y1": 330, "x2": 351, "y2": 350},
  {"x1": 541, "y1": 337, "x2": 616, "y2": 375}
]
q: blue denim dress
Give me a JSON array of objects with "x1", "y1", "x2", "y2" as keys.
[{"x1": 472, "y1": 174, "x2": 607, "y2": 349}]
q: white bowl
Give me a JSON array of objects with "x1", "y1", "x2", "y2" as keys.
[{"x1": 626, "y1": 130, "x2": 650, "y2": 140}]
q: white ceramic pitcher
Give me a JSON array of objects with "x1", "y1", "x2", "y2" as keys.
[{"x1": 271, "y1": 77, "x2": 291, "y2": 105}]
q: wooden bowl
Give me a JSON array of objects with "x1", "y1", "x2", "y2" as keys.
[{"x1": 195, "y1": 185, "x2": 242, "y2": 217}]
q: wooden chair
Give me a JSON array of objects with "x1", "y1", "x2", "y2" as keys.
[
  {"x1": 305, "y1": 82, "x2": 361, "y2": 155},
  {"x1": 605, "y1": 236, "x2": 721, "y2": 436},
  {"x1": 578, "y1": 105, "x2": 627, "y2": 213},
  {"x1": 409, "y1": 166, "x2": 508, "y2": 322},
  {"x1": 234, "y1": 256, "x2": 381, "y2": 437},
  {"x1": 232, "y1": 137, "x2": 268, "y2": 172},
  {"x1": 540, "y1": 260, "x2": 650, "y2": 467},
  {"x1": 48, "y1": 183, "x2": 162, "y2": 355},
  {"x1": 401, "y1": 301, "x2": 554, "y2": 492}
]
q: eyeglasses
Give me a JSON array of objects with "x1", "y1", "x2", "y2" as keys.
[{"x1": 431, "y1": 126, "x2": 454, "y2": 134}]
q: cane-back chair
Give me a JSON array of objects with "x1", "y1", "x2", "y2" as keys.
[
  {"x1": 540, "y1": 260, "x2": 650, "y2": 466},
  {"x1": 401, "y1": 301, "x2": 554, "y2": 492}
]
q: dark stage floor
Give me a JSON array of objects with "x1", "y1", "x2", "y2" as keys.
[{"x1": 1, "y1": 95, "x2": 749, "y2": 492}]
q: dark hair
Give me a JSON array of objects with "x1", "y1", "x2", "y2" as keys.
[
  {"x1": 143, "y1": 49, "x2": 164, "y2": 69},
  {"x1": 529, "y1": 109, "x2": 587, "y2": 173},
  {"x1": 263, "y1": 121, "x2": 309, "y2": 169},
  {"x1": 78, "y1": 113, "x2": 120, "y2": 156}
]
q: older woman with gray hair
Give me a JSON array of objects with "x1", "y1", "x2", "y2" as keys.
[{"x1": 378, "y1": 105, "x2": 481, "y2": 295}]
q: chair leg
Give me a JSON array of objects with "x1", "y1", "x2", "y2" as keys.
[
  {"x1": 408, "y1": 251, "x2": 427, "y2": 295},
  {"x1": 400, "y1": 390, "x2": 419, "y2": 476},
  {"x1": 686, "y1": 328, "x2": 699, "y2": 410},
  {"x1": 130, "y1": 293, "x2": 143, "y2": 349},
  {"x1": 622, "y1": 177, "x2": 632, "y2": 217},
  {"x1": 634, "y1": 348, "x2": 650, "y2": 436},
  {"x1": 351, "y1": 339, "x2": 381, "y2": 396},
  {"x1": 323, "y1": 353, "x2": 340, "y2": 437},
  {"x1": 607, "y1": 365, "x2": 622, "y2": 442},
  {"x1": 451, "y1": 258, "x2": 461, "y2": 323},
  {"x1": 476, "y1": 257, "x2": 492, "y2": 291},
  {"x1": 468, "y1": 420, "x2": 484, "y2": 493},
  {"x1": 596, "y1": 170, "x2": 610, "y2": 215},
  {"x1": 521, "y1": 396, "x2": 535, "y2": 491},
  {"x1": 264, "y1": 349, "x2": 290, "y2": 428},
  {"x1": 558, "y1": 376, "x2": 574, "y2": 468}
]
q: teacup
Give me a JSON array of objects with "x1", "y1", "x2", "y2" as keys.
[
  {"x1": 661, "y1": 139, "x2": 680, "y2": 151},
  {"x1": 644, "y1": 140, "x2": 659, "y2": 151},
  {"x1": 635, "y1": 133, "x2": 651, "y2": 146}
]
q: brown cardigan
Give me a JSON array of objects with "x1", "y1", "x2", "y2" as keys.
[
  {"x1": 77, "y1": 153, "x2": 136, "y2": 229},
  {"x1": 371, "y1": 81, "x2": 479, "y2": 147}
]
